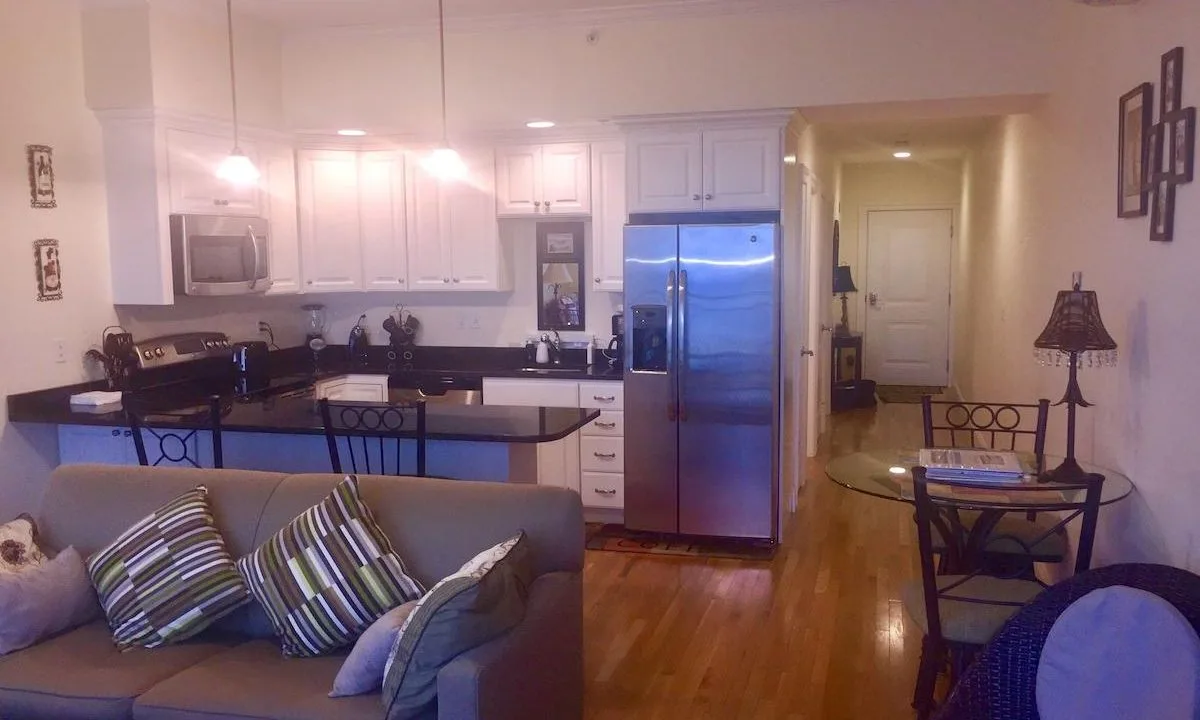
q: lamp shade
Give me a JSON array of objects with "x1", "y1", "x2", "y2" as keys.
[
  {"x1": 833, "y1": 265, "x2": 858, "y2": 294},
  {"x1": 1034, "y1": 288, "x2": 1117, "y2": 353}
]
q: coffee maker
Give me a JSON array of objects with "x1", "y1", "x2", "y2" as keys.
[{"x1": 602, "y1": 308, "x2": 625, "y2": 369}]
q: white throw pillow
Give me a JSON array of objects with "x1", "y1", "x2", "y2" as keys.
[{"x1": 1036, "y1": 585, "x2": 1200, "y2": 720}]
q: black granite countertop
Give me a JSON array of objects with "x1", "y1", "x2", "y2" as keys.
[{"x1": 6, "y1": 344, "x2": 616, "y2": 444}]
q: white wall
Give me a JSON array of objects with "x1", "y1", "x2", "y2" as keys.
[
  {"x1": 283, "y1": 0, "x2": 1055, "y2": 132},
  {"x1": 0, "y1": 0, "x2": 119, "y2": 518},
  {"x1": 837, "y1": 159, "x2": 963, "y2": 332},
  {"x1": 961, "y1": 0, "x2": 1200, "y2": 568}
]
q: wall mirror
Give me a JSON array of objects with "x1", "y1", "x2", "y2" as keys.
[{"x1": 537, "y1": 222, "x2": 586, "y2": 331}]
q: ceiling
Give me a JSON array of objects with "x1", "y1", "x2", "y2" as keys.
[
  {"x1": 237, "y1": 0, "x2": 809, "y2": 31},
  {"x1": 816, "y1": 116, "x2": 998, "y2": 163}
]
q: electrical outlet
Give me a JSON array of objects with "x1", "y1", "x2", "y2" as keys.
[
  {"x1": 469, "y1": 315, "x2": 481, "y2": 330},
  {"x1": 53, "y1": 338, "x2": 67, "y2": 364}
]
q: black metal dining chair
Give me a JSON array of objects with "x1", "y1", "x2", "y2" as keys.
[
  {"x1": 934, "y1": 563, "x2": 1200, "y2": 720},
  {"x1": 318, "y1": 398, "x2": 428, "y2": 477},
  {"x1": 126, "y1": 395, "x2": 225, "y2": 469},
  {"x1": 922, "y1": 397, "x2": 1066, "y2": 569},
  {"x1": 905, "y1": 465, "x2": 1104, "y2": 719}
]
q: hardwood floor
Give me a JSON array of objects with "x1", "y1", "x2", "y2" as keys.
[{"x1": 582, "y1": 403, "x2": 928, "y2": 720}]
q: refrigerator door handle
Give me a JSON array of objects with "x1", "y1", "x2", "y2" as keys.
[
  {"x1": 678, "y1": 268, "x2": 688, "y2": 422},
  {"x1": 666, "y1": 269, "x2": 677, "y2": 422}
]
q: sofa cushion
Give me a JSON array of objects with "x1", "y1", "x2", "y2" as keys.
[
  {"x1": 330, "y1": 600, "x2": 418, "y2": 697},
  {"x1": 383, "y1": 532, "x2": 532, "y2": 720},
  {"x1": 0, "y1": 620, "x2": 237, "y2": 720},
  {"x1": 0, "y1": 514, "x2": 48, "y2": 574},
  {"x1": 132, "y1": 640, "x2": 381, "y2": 720},
  {"x1": 0, "y1": 546, "x2": 100, "y2": 655},
  {"x1": 237, "y1": 475, "x2": 423, "y2": 657},
  {"x1": 88, "y1": 486, "x2": 250, "y2": 649}
]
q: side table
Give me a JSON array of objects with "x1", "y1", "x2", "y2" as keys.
[{"x1": 831, "y1": 333, "x2": 873, "y2": 412}]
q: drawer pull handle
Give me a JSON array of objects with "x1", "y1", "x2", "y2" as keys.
[
  {"x1": 595, "y1": 421, "x2": 617, "y2": 429},
  {"x1": 593, "y1": 452, "x2": 617, "y2": 459},
  {"x1": 594, "y1": 488, "x2": 617, "y2": 496},
  {"x1": 593, "y1": 395, "x2": 616, "y2": 402}
]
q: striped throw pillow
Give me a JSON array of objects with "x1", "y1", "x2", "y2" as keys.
[
  {"x1": 237, "y1": 476, "x2": 423, "y2": 657},
  {"x1": 87, "y1": 486, "x2": 249, "y2": 649}
]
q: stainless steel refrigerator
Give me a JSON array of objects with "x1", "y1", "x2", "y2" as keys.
[{"x1": 623, "y1": 222, "x2": 779, "y2": 541}]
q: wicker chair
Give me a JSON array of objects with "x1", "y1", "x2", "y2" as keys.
[{"x1": 934, "y1": 563, "x2": 1200, "y2": 720}]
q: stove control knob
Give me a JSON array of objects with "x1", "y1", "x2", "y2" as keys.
[
  {"x1": 143, "y1": 350, "x2": 153, "y2": 359},
  {"x1": 154, "y1": 347, "x2": 165, "y2": 357},
  {"x1": 205, "y1": 340, "x2": 214, "y2": 349}
]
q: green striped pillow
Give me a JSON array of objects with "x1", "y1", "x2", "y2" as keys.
[
  {"x1": 87, "y1": 485, "x2": 250, "y2": 650},
  {"x1": 237, "y1": 476, "x2": 423, "y2": 657}
]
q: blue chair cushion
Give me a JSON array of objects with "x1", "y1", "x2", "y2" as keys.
[{"x1": 1036, "y1": 585, "x2": 1200, "y2": 720}]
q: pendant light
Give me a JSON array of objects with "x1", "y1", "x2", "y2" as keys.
[
  {"x1": 422, "y1": 0, "x2": 467, "y2": 180},
  {"x1": 216, "y1": 0, "x2": 260, "y2": 185}
]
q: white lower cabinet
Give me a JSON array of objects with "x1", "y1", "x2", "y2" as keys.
[
  {"x1": 314, "y1": 375, "x2": 389, "y2": 402},
  {"x1": 482, "y1": 377, "x2": 623, "y2": 508}
]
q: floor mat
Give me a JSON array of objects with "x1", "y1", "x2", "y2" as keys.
[
  {"x1": 585, "y1": 524, "x2": 777, "y2": 561},
  {"x1": 875, "y1": 385, "x2": 945, "y2": 404}
]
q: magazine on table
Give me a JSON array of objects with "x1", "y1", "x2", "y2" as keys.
[{"x1": 918, "y1": 448, "x2": 1025, "y2": 482}]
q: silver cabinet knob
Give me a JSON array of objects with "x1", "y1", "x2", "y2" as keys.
[
  {"x1": 452, "y1": 278, "x2": 460, "y2": 283},
  {"x1": 443, "y1": 278, "x2": 450, "y2": 284},
  {"x1": 545, "y1": 201, "x2": 552, "y2": 210},
  {"x1": 398, "y1": 278, "x2": 405, "y2": 284},
  {"x1": 594, "y1": 488, "x2": 617, "y2": 496},
  {"x1": 692, "y1": 194, "x2": 701, "y2": 201},
  {"x1": 534, "y1": 201, "x2": 542, "y2": 210},
  {"x1": 705, "y1": 193, "x2": 713, "y2": 200},
  {"x1": 306, "y1": 280, "x2": 313, "y2": 285},
  {"x1": 594, "y1": 277, "x2": 601, "y2": 283}
]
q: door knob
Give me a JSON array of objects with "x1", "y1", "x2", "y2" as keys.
[
  {"x1": 820, "y1": 324, "x2": 834, "y2": 333},
  {"x1": 868, "y1": 292, "x2": 879, "y2": 307},
  {"x1": 800, "y1": 347, "x2": 815, "y2": 357}
]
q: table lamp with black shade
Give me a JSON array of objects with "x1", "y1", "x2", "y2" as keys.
[
  {"x1": 1033, "y1": 272, "x2": 1118, "y2": 481},
  {"x1": 833, "y1": 265, "x2": 858, "y2": 337}
]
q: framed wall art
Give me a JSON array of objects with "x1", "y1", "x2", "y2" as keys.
[
  {"x1": 26, "y1": 145, "x2": 56, "y2": 209},
  {"x1": 1118, "y1": 83, "x2": 1154, "y2": 218},
  {"x1": 33, "y1": 239, "x2": 63, "y2": 301},
  {"x1": 1161, "y1": 47, "x2": 1184, "y2": 117},
  {"x1": 1164, "y1": 106, "x2": 1196, "y2": 183},
  {"x1": 1149, "y1": 179, "x2": 1176, "y2": 242}
]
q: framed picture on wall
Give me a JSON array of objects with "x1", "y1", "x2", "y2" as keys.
[
  {"x1": 33, "y1": 239, "x2": 63, "y2": 301},
  {"x1": 26, "y1": 145, "x2": 56, "y2": 209},
  {"x1": 1164, "y1": 107, "x2": 1196, "y2": 183},
  {"x1": 1150, "y1": 178, "x2": 1175, "y2": 242},
  {"x1": 1161, "y1": 46, "x2": 1184, "y2": 117},
  {"x1": 1118, "y1": 82, "x2": 1154, "y2": 218}
]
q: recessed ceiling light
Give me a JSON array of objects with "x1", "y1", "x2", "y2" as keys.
[
  {"x1": 337, "y1": 129, "x2": 367, "y2": 136},
  {"x1": 893, "y1": 141, "x2": 912, "y2": 159},
  {"x1": 526, "y1": 120, "x2": 556, "y2": 129},
  {"x1": 889, "y1": 466, "x2": 907, "y2": 475}
]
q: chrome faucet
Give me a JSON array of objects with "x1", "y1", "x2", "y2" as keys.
[{"x1": 549, "y1": 331, "x2": 563, "y2": 365}]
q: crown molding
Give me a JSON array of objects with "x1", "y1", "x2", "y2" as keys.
[
  {"x1": 92, "y1": 107, "x2": 293, "y2": 144},
  {"x1": 612, "y1": 108, "x2": 796, "y2": 132},
  {"x1": 282, "y1": 0, "x2": 821, "y2": 39}
]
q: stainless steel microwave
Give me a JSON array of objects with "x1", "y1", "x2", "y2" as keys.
[{"x1": 170, "y1": 214, "x2": 271, "y2": 296}]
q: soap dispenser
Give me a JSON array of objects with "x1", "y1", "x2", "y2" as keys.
[{"x1": 535, "y1": 334, "x2": 551, "y2": 365}]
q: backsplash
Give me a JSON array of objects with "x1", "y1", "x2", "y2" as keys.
[{"x1": 116, "y1": 220, "x2": 621, "y2": 350}]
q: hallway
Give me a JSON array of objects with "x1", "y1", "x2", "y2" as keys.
[{"x1": 582, "y1": 403, "x2": 927, "y2": 719}]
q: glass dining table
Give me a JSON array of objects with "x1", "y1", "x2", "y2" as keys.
[{"x1": 827, "y1": 449, "x2": 1134, "y2": 573}]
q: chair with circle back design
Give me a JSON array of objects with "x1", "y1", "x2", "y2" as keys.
[
  {"x1": 127, "y1": 395, "x2": 225, "y2": 469},
  {"x1": 318, "y1": 398, "x2": 428, "y2": 477},
  {"x1": 921, "y1": 397, "x2": 1066, "y2": 570}
]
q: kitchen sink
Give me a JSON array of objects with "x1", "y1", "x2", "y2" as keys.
[
  {"x1": 389, "y1": 388, "x2": 482, "y2": 405},
  {"x1": 517, "y1": 367, "x2": 588, "y2": 375}
]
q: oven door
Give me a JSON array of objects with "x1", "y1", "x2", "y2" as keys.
[{"x1": 172, "y1": 215, "x2": 271, "y2": 296}]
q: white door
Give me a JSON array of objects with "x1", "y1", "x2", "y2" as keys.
[
  {"x1": 298, "y1": 150, "x2": 363, "y2": 292},
  {"x1": 589, "y1": 141, "x2": 626, "y2": 293},
  {"x1": 627, "y1": 131, "x2": 703, "y2": 213},
  {"x1": 445, "y1": 149, "x2": 504, "y2": 290},
  {"x1": 541, "y1": 143, "x2": 591, "y2": 215},
  {"x1": 165, "y1": 128, "x2": 261, "y2": 215},
  {"x1": 863, "y1": 209, "x2": 953, "y2": 386},
  {"x1": 405, "y1": 163, "x2": 450, "y2": 290},
  {"x1": 263, "y1": 148, "x2": 301, "y2": 295},
  {"x1": 702, "y1": 127, "x2": 781, "y2": 211},
  {"x1": 359, "y1": 151, "x2": 409, "y2": 291},
  {"x1": 495, "y1": 146, "x2": 542, "y2": 216}
]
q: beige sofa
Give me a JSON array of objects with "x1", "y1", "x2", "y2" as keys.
[{"x1": 0, "y1": 464, "x2": 584, "y2": 720}]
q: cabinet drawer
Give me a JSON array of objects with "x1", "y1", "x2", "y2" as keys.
[
  {"x1": 582, "y1": 410, "x2": 623, "y2": 437},
  {"x1": 482, "y1": 378, "x2": 579, "y2": 408},
  {"x1": 581, "y1": 471, "x2": 624, "y2": 509},
  {"x1": 580, "y1": 436, "x2": 624, "y2": 472},
  {"x1": 579, "y1": 382, "x2": 623, "y2": 410}
]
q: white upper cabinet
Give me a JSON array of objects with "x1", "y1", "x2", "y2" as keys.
[
  {"x1": 405, "y1": 162, "x2": 452, "y2": 290},
  {"x1": 627, "y1": 131, "x2": 703, "y2": 213},
  {"x1": 298, "y1": 149, "x2": 363, "y2": 292},
  {"x1": 262, "y1": 146, "x2": 301, "y2": 295},
  {"x1": 165, "y1": 128, "x2": 262, "y2": 216},
  {"x1": 444, "y1": 148, "x2": 507, "y2": 290},
  {"x1": 627, "y1": 125, "x2": 782, "y2": 213},
  {"x1": 702, "y1": 127, "x2": 782, "y2": 211},
  {"x1": 495, "y1": 143, "x2": 591, "y2": 217},
  {"x1": 359, "y1": 151, "x2": 409, "y2": 291},
  {"x1": 590, "y1": 141, "x2": 626, "y2": 293}
]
